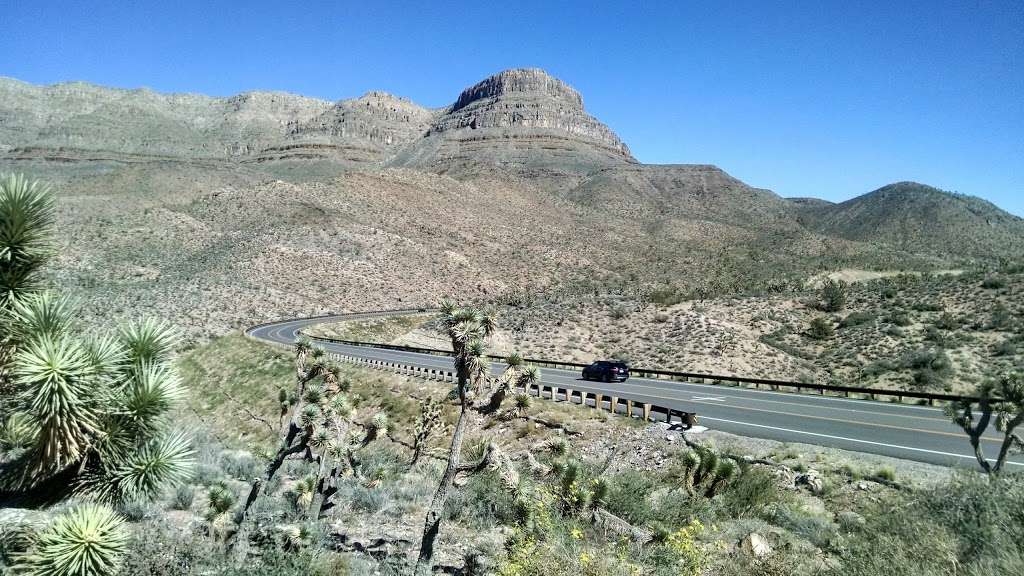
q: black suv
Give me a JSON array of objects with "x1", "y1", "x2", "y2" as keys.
[{"x1": 582, "y1": 360, "x2": 630, "y2": 382}]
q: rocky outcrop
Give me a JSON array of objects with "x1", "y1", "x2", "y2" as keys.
[
  {"x1": 289, "y1": 92, "x2": 435, "y2": 154},
  {"x1": 428, "y1": 68, "x2": 632, "y2": 159},
  {"x1": 390, "y1": 69, "x2": 634, "y2": 178},
  {"x1": 1, "y1": 69, "x2": 634, "y2": 172}
]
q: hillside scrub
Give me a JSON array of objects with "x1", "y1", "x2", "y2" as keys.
[
  {"x1": 435, "y1": 268, "x2": 1024, "y2": 394},
  {"x1": 8, "y1": 327, "x2": 1020, "y2": 575}
]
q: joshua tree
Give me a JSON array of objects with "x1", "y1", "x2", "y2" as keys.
[
  {"x1": 414, "y1": 301, "x2": 539, "y2": 576},
  {"x1": 235, "y1": 337, "x2": 384, "y2": 532},
  {"x1": 410, "y1": 396, "x2": 443, "y2": 466},
  {"x1": 0, "y1": 174, "x2": 193, "y2": 505},
  {"x1": 947, "y1": 371, "x2": 1024, "y2": 474}
]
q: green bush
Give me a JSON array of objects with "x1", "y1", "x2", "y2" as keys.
[
  {"x1": 820, "y1": 279, "x2": 849, "y2": 312},
  {"x1": 840, "y1": 311, "x2": 875, "y2": 328},
  {"x1": 841, "y1": 473, "x2": 1024, "y2": 575},
  {"x1": 982, "y1": 276, "x2": 1006, "y2": 289},
  {"x1": 718, "y1": 466, "x2": 783, "y2": 518},
  {"x1": 888, "y1": 310, "x2": 912, "y2": 327},
  {"x1": 807, "y1": 317, "x2": 834, "y2": 340},
  {"x1": 602, "y1": 470, "x2": 658, "y2": 525},
  {"x1": 171, "y1": 484, "x2": 195, "y2": 511},
  {"x1": 994, "y1": 339, "x2": 1017, "y2": 357}
]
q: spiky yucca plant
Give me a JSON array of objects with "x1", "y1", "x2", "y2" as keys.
[
  {"x1": 0, "y1": 175, "x2": 193, "y2": 504},
  {"x1": 0, "y1": 174, "x2": 53, "y2": 311},
  {"x1": 15, "y1": 504, "x2": 128, "y2": 576}
]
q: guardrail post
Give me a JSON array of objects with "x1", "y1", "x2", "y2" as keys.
[
  {"x1": 595, "y1": 394, "x2": 604, "y2": 411},
  {"x1": 643, "y1": 403, "x2": 651, "y2": 421},
  {"x1": 610, "y1": 396, "x2": 619, "y2": 414},
  {"x1": 626, "y1": 399, "x2": 634, "y2": 417}
]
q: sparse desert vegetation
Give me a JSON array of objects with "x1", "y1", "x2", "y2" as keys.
[
  {"x1": 1, "y1": 52, "x2": 1023, "y2": 576},
  {"x1": 381, "y1": 268, "x2": 1024, "y2": 394}
]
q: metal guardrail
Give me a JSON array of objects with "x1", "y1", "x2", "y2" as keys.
[
  {"x1": 330, "y1": 351, "x2": 697, "y2": 426},
  {"x1": 298, "y1": 332, "x2": 981, "y2": 406},
  {"x1": 245, "y1": 307, "x2": 434, "y2": 335}
]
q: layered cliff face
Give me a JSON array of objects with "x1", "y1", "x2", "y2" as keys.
[
  {"x1": 0, "y1": 69, "x2": 632, "y2": 172},
  {"x1": 281, "y1": 92, "x2": 437, "y2": 162},
  {"x1": 391, "y1": 69, "x2": 634, "y2": 178},
  {"x1": 435, "y1": 68, "x2": 630, "y2": 157},
  {"x1": 0, "y1": 78, "x2": 334, "y2": 158}
]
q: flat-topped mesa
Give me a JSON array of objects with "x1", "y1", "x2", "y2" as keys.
[{"x1": 428, "y1": 68, "x2": 633, "y2": 160}]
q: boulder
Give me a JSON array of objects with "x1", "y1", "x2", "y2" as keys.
[{"x1": 741, "y1": 532, "x2": 772, "y2": 558}]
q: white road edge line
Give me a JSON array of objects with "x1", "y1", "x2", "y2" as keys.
[{"x1": 699, "y1": 415, "x2": 1024, "y2": 468}]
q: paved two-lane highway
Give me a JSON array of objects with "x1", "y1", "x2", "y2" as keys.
[{"x1": 248, "y1": 313, "x2": 1023, "y2": 471}]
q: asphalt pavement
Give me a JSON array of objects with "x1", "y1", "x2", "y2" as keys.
[{"x1": 248, "y1": 313, "x2": 1023, "y2": 471}]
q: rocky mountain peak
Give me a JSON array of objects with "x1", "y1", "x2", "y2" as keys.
[
  {"x1": 415, "y1": 68, "x2": 633, "y2": 163},
  {"x1": 451, "y1": 68, "x2": 584, "y2": 112}
]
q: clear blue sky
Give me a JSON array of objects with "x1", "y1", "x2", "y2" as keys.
[{"x1": 2, "y1": 0, "x2": 1022, "y2": 214}]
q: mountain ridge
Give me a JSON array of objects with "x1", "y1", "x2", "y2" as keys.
[{"x1": 1, "y1": 69, "x2": 1022, "y2": 339}]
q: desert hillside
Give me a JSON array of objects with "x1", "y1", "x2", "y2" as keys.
[{"x1": 1, "y1": 69, "x2": 1022, "y2": 340}]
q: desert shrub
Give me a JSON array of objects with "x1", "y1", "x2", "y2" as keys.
[
  {"x1": 219, "y1": 450, "x2": 260, "y2": 481},
  {"x1": 116, "y1": 500, "x2": 152, "y2": 522},
  {"x1": 346, "y1": 484, "x2": 389, "y2": 514},
  {"x1": 118, "y1": 522, "x2": 215, "y2": 576},
  {"x1": 841, "y1": 473, "x2": 1024, "y2": 576},
  {"x1": 994, "y1": 339, "x2": 1017, "y2": 357},
  {"x1": 924, "y1": 326, "x2": 955, "y2": 347},
  {"x1": 839, "y1": 311, "x2": 875, "y2": 328},
  {"x1": 874, "y1": 467, "x2": 896, "y2": 482},
  {"x1": 652, "y1": 490, "x2": 716, "y2": 529},
  {"x1": 171, "y1": 484, "x2": 195, "y2": 511},
  {"x1": 820, "y1": 279, "x2": 848, "y2": 312},
  {"x1": 902, "y1": 348, "x2": 951, "y2": 373},
  {"x1": 647, "y1": 286, "x2": 684, "y2": 307},
  {"x1": 879, "y1": 285, "x2": 899, "y2": 299},
  {"x1": 770, "y1": 505, "x2": 837, "y2": 549},
  {"x1": 935, "y1": 312, "x2": 960, "y2": 330},
  {"x1": 602, "y1": 470, "x2": 659, "y2": 525},
  {"x1": 912, "y1": 301, "x2": 943, "y2": 312},
  {"x1": 718, "y1": 466, "x2": 783, "y2": 518},
  {"x1": 989, "y1": 303, "x2": 1014, "y2": 330},
  {"x1": 982, "y1": 276, "x2": 1006, "y2": 289},
  {"x1": 888, "y1": 309, "x2": 912, "y2": 327},
  {"x1": 807, "y1": 317, "x2": 834, "y2": 340},
  {"x1": 446, "y1": 470, "x2": 518, "y2": 529},
  {"x1": 862, "y1": 359, "x2": 897, "y2": 378}
]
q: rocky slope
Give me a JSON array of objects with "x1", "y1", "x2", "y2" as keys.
[
  {"x1": 390, "y1": 69, "x2": 634, "y2": 179},
  {"x1": 1, "y1": 69, "x2": 1022, "y2": 339}
]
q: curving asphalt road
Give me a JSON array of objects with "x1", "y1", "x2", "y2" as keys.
[{"x1": 248, "y1": 313, "x2": 1023, "y2": 471}]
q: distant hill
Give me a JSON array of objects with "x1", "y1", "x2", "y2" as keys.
[
  {"x1": 794, "y1": 182, "x2": 1024, "y2": 259},
  {"x1": 1, "y1": 71, "x2": 1021, "y2": 337}
]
